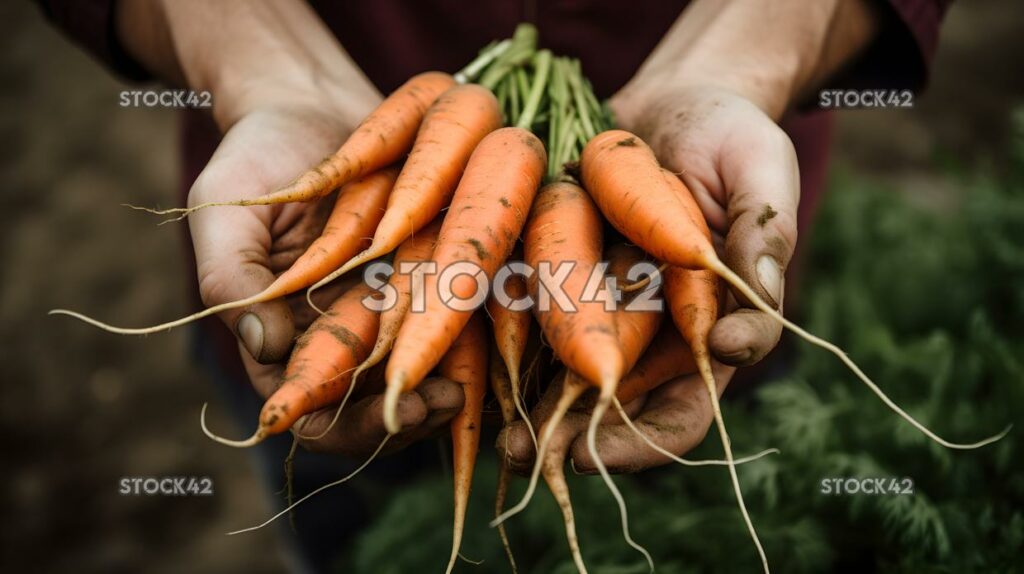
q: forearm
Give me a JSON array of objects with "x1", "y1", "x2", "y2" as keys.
[
  {"x1": 116, "y1": 0, "x2": 379, "y2": 130},
  {"x1": 615, "y1": 0, "x2": 880, "y2": 121}
]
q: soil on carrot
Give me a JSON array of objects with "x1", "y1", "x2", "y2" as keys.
[{"x1": 757, "y1": 204, "x2": 777, "y2": 227}]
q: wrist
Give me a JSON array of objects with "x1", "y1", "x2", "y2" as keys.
[
  {"x1": 119, "y1": 0, "x2": 380, "y2": 131},
  {"x1": 613, "y1": 0, "x2": 878, "y2": 122}
]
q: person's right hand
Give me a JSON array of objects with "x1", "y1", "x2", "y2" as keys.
[
  {"x1": 115, "y1": 0, "x2": 470, "y2": 458},
  {"x1": 188, "y1": 90, "x2": 465, "y2": 458}
]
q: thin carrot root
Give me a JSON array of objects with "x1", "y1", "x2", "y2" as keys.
[
  {"x1": 227, "y1": 435, "x2": 390, "y2": 536},
  {"x1": 494, "y1": 461, "x2": 518, "y2": 573},
  {"x1": 121, "y1": 203, "x2": 197, "y2": 225},
  {"x1": 587, "y1": 387, "x2": 654, "y2": 573},
  {"x1": 491, "y1": 375, "x2": 587, "y2": 527},
  {"x1": 693, "y1": 353, "x2": 769, "y2": 573},
  {"x1": 509, "y1": 368, "x2": 538, "y2": 450},
  {"x1": 199, "y1": 403, "x2": 265, "y2": 448},
  {"x1": 707, "y1": 259, "x2": 1012, "y2": 450},
  {"x1": 611, "y1": 397, "x2": 780, "y2": 466},
  {"x1": 445, "y1": 510, "x2": 466, "y2": 574},
  {"x1": 284, "y1": 438, "x2": 299, "y2": 532},
  {"x1": 305, "y1": 247, "x2": 380, "y2": 315},
  {"x1": 292, "y1": 365, "x2": 361, "y2": 441},
  {"x1": 49, "y1": 290, "x2": 261, "y2": 335},
  {"x1": 545, "y1": 452, "x2": 588, "y2": 574},
  {"x1": 619, "y1": 263, "x2": 668, "y2": 293}
]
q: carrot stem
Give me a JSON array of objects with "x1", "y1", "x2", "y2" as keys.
[
  {"x1": 517, "y1": 50, "x2": 552, "y2": 130},
  {"x1": 456, "y1": 39, "x2": 512, "y2": 84}
]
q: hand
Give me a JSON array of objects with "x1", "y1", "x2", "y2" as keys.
[
  {"x1": 187, "y1": 89, "x2": 474, "y2": 457},
  {"x1": 553, "y1": 0, "x2": 879, "y2": 471},
  {"x1": 611, "y1": 86, "x2": 798, "y2": 367}
]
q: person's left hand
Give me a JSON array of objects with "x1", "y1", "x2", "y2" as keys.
[{"x1": 495, "y1": 83, "x2": 799, "y2": 474}]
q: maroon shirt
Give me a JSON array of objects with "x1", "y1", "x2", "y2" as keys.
[{"x1": 38, "y1": 0, "x2": 949, "y2": 379}]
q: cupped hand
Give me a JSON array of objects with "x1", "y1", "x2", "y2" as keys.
[
  {"x1": 611, "y1": 86, "x2": 799, "y2": 368},
  {"x1": 189, "y1": 95, "x2": 465, "y2": 457},
  {"x1": 494, "y1": 85, "x2": 800, "y2": 473}
]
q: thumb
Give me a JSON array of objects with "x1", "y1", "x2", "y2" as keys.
[
  {"x1": 711, "y1": 126, "x2": 799, "y2": 366},
  {"x1": 188, "y1": 164, "x2": 295, "y2": 364}
]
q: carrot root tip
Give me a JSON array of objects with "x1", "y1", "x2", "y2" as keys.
[{"x1": 199, "y1": 403, "x2": 266, "y2": 448}]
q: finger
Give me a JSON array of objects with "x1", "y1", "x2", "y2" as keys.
[
  {"x1": 712, "y1": 124, "x2": 798, "y2": 365},
  {"x1": 569, "y1": 363, "x2": 735, "y2": 474},
  {"x1": 295, "y1": 377, "x2": 464, "y2": 457},
  {"x1": 238, "y1": 342, "x2": 285, "y2": 400},
  {"x1": 384, "y1": 377, "x2": 466, "y2": 451},
  {"x1": 266, "y1": 191, "x2": 336, "y2": 272},
  {"x1": 710, "y1": 307, "x2": 782, "y2": 367},
  {"x1": 496, "y1": 372, "x2": 589, "y2": 475},
  {"x1": 294, "y1": 389, "x2": 425, "y2": 458},
  {"x1": 188, "y1": 150, "x2": 296, "y2": 364}
]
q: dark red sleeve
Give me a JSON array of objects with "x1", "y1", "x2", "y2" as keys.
[
  {"x1": 35, "y1": 0, "x2": 150, "y2": 81},
  {"x1": 839, "y1": 0, "x2": 951, "y2": 92}
]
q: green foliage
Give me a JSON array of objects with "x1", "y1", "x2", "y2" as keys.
[{"x1": 339, "y1": 124, "x2": 1024, "y2": 571}]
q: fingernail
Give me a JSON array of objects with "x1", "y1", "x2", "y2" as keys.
[
  {"x1": 237, "y1": 313, "x2": 264, "y2": 360},
  {"x1": 755, "y1": 255, "x2": 782, "y2": 308}
]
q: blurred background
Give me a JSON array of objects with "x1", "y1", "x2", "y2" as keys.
[{"x1": 2, "y1": 1, "x2": 1021, "y2": 572}]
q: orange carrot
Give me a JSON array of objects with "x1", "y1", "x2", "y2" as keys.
[
  {"x1": 308, "y1": 84, "x2": 503, "y2": 297},
  {"x1": 580, "y1": 129, "x2": 1008, "y2": 453},
  {"x1": 488, "y1": 247, "x2": 537, "y2": 450},
  {"x1": 383, "y1": 127, "x2": 545, "y2": 433},
  {"x1": 616, "y1": 324, "x2": 697, "y2": 405},
  {"x1": 440, "y1": 313, "x2": 488, "y2": 574},
  {"x1": 524, "y1": 182, "x2": 624, "y2": 392},
  {"x1": 656, "y1": 169, "x2": 775, "y2": 571},
  {"x1": 542, "y1": 243, "x2": 661, "y2": 572},
  {"x1": 201, "y1": 283, "x2": 379, "y2": 447},
  {"x1": 351, "y1": 217, "x2": 443, "y2": 385},
  {"x1": 147, "y1": 72, "x2": 454, "y2": 217},
  {"x1": 302, "y1": 216, "x2": 445, "y2": 442},
  {"x1": 52, "y1": 168, "x2": 397, "y2": 334},
  {"x1": 497, "y1": 181, "x2": 624, "y2": 546}
]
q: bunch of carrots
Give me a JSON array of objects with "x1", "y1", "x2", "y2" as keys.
[{"x1": 54, "y1": 24, "x2": 1009, "y2": 574}]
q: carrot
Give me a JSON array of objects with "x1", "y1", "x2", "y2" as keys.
[
  {"x1": 540, "y1": 372, "x2": 591, "y2": 574},
  {"x1": 553, "y1": 243, "x2": 660, "y2": 571},
  {"x1": 299, "y1": 216, "x2": 445, "y2": 442},
  {"x1": 500, "y1": 244, "x2": 658, "y2": 561},
  {"x1": 141, "y1": 72, "x2": 454, "y2": 218},
  {"x1": 488, "y1": 255, "x2": 537, "y2": 446},
  {"x1": 524, "y1": 181, "x2": 624, "y2": 392},
  {"x1": 652, "y1": 168, "x2": 773, "y2": 572},
  {"x1": 383, "y1": 127, "x2": 545, "y2": 433},
  {"x1": 580, "y1": 129, "x2": 1009, "y2": 451},
  {"x1": 308, "y1": 83, "x2": 503, "y2": 300},
  {"x1": 490, "y1": 344, "x2": 519, "y2": 573},
  {"x1": 51, "y1": 168, "x2": 397, "y2": 334},
  {"x1": 440, "y1": 313, "x2": 488, "y2": 574},
  {"x1": 201, "y1": 283, "x2": 379, "y2": 447},
  {"x1": 495, "y1": 182, "x2": 625, "y2": 532},
  {"x1": 616, "y1": 323, "x2": 697, "y2": 404}
]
